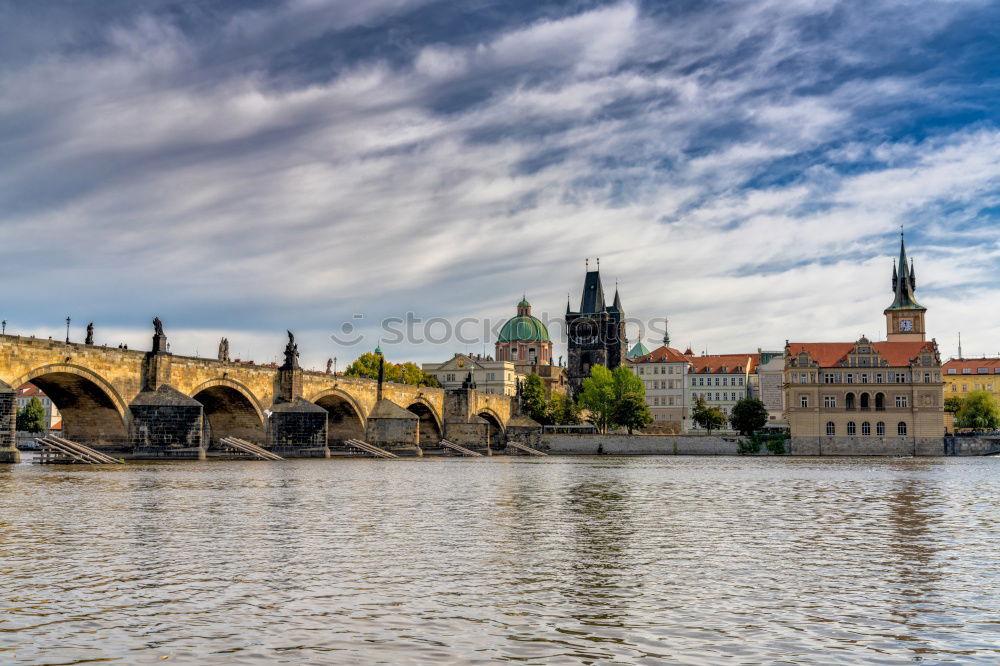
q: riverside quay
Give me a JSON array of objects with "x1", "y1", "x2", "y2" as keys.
[{"x1": 0, "y1": 322, "x2": 535, "y2": 464}]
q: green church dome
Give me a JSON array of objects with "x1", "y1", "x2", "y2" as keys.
[{"x1": 498, "y1": 314, "x2": 550, "y2": 343}]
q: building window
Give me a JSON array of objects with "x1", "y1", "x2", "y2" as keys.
[
  {"x1": 847, "y1": 422, "x2": 856, "y2": 436},
  {"x1": 800, "y1": 395, "x2": 809, "y2": 408},
  {"x1": 923, "y1": 373, "x2": 931, "y2": 383},
  {"x1": 861, "y1": 422, "x2": 871, "y2": 436},
  {"x1": 861, "y1": 374, "x2": 869, "y2": 384},
  {"x1": 826, "y1": 422, "x2": 835, "y2": 436},
  {"x1": 951, "y1": 384, "x2": 956, "y2": 392},
  {"x1": 895, "y1": 372, "x2": 906, "y2": 383},
  {"x1": 948, "y1": 368, "x2": 957, "y2": 375},
  {"x1": 715, "y1": 377, "x2": 720, "y2": 386},
  {"x1": 876, "y1": 373, "x2": 884, "y2": 384},
  {"x1": 860, "y1": 393, "x2": 870, "y2": 410},
  {"x1": 875, "y1": 393, "x2": 885, "y2": 411},
  {"x1": 824, "y1": 396, "x2": 837, "y2": 408},
  {"x1": 824, "y1": 373, "x2": 835, "y2": 384},
  {"x1": 800, "y1": 373, "x2": 807, "y2": 384},
  {"x1": 898, "y1": 422, "x2": 907, "y2": 436},
  {"x1": 847, "y1": 374, "x2": 854, "y2": 384},
  {"x1": 715, "y1": 393, "x2": 721, "y2": 401},
  {"x1": 845, "y1": 392, "x2": 856, "y2": 410},
  {"x1": 895, "y1": 395, "x2": 908, "y2": 408},
  {"x1": 877, "y1": 422, "x2": 885, "y2": 436}
]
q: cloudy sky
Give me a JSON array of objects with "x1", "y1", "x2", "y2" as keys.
[{"x1": 2, "y1": 0, "x2": 998, "y2": 367}]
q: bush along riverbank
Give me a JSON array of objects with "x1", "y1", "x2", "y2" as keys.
[{"x1": 737, "y1": 433, "x2": 790, "y2": 456}]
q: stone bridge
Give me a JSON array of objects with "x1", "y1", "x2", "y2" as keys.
[{"x1": 0, "y1": 331, "x2": 532, "y2": 462}]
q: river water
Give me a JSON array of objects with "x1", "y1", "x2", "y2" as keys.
[{"x1": 1, "y1": 456, "x2": 998, "y2": 665}]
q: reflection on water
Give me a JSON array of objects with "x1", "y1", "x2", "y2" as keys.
[{"x1": 1, "y1": 456, "x2": 998, "y2": 664}]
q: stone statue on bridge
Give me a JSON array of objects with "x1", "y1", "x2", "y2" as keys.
[
  {"x1": 151, "y1": 317, "x2": 168, "y2": 354},
  {"x1": 85, "y1": 323, "x2": 94, "y2": 345},
  {"x1": 326, "y1": 358, "x2": 333, "y2": 374},
  {"x1": 283, "y1": 330, "x2": 299, "y2": 369},
  {"x1": 218, "y1": 337, "x2": 230, "y2": 362}
]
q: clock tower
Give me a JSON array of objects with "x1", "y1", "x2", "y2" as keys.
[{"x1": 884, "y1": 232, "x2": 926, "y2": 342}]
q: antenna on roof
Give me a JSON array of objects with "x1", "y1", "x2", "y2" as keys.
[{"x1": 958, "y1": 332, "x2": 963, "y2": 360}]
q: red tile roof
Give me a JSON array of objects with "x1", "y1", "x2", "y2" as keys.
[
  {"x1": 17, "y1": 384, "x2": 46, "y2": 398},
  {"x1": 630, "y1": 345, "x2": 689, "y2": 364},
  {"x1": 788, "y1": 341, "x2": 935, "y2": 368},
  {"x1": 685, "y1": 353, "x2": 760, "y2": 374},
  {"x1": 943, "y1": 358, "x2": 1000, "y2": 372}
]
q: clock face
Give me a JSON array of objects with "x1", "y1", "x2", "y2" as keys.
[{"x1": 899, "y1": 319, "x2": 913, "y2": 332}]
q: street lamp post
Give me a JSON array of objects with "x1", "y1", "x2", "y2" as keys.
[
  {"x1": 65, "y1": 316, "x2": 71, "y2": 344},
  {"x1": 1, "y1": 320, "x2": 6, "y2": 335},
  {"x1": 334, "y1": 356, "x2": 337, "y2": 375}
]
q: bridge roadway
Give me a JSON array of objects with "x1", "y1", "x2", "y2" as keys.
[{"x1": 0, "y1": 333, "x2": 533, "y2": 462}]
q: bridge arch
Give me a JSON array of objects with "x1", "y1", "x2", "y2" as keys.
[
  {"x1": 477, "y1": 409, "x2": 505, "y2": 450},
  {"x1": 407, "y1": 399, "x2": 442, "y2": 445},
  {"x1": 190, "y1": 378, "x2": 267, "y2": 447},
  {"x1": 311, "y1": 388, "x2": 366, "y2": 445},
  {"x1": 12, "y1": 364, "x2": 130, "y2": 448}
]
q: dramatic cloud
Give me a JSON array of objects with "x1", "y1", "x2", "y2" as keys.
[{"x1": 1, "y1": 0, "x2": 998, "y2": 366}]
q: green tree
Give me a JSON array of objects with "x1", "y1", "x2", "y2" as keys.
[
  {"x1": 547, "y1": 393, "x2": 581, "y2": 425},
  {"x1": 729, "y1": 398, "x2": 769, "y2": 436},
  {"x1": 521, "y1": 374, "x2": 550, "y2": 424},
  {"x1": 955, "y1": 390, "x2": 1000, "y2": 430},
  {"x1": 692, "y1": 396, "x2": 726, "y2": 435},
  {"x1": 613, "y1": 391, "x2": 653, "y2": 434},
  {"x1": 344, "y1": 352, "x2": 383, "y2": 380},
  {"x1": 398, "y1": 362, "x2": 429, "y2": 386},
  {"x1": 16, "y1": 396, "x2": 47, "y2": 433},
  {"x1": 577, "y1": 365, "x2": 615, "y2": 433},
  {"x1": 611, "y1": 365, "x2": 645, "y2": 401},
  {"x1": 419, "y1": 374, "x2": 442, "y2": 388},
  {"x1": 944, "y1": 396, "x2": 963, "y2": 414}
]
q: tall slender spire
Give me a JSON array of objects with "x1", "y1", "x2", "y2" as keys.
[
  {"x1": 663, "y1": 316, "x2": 670, "y2": 346},
  {"x1": 886, "y1": 230, "x2": 924, "y2": 312}
]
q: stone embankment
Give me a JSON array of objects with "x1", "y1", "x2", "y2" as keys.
[{"x1": 542, "y1": 433, "x2": 742, "y2": 455}]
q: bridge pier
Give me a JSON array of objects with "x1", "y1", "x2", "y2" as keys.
[
  {"x1": 268, "y1": 346, "x2": 330, "y2": 457},
  {"x1": 130, "y1": 385, "x2": 206, "y2": 459},
  {"x1": 0, "y1": 380, "x2": 21, "y2": 463},
  {"x1": 366, "y1": 399, "x2": 421, "y2": 455},
  {"x1": 129, "y1": 328, "x2": 206, "y2": 459},
  {"x1": 442, "y1": 376, "x2": 491, "y2": 452}
]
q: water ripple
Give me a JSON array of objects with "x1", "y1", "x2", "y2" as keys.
[{"x1": 1, "y1": 456, "x2": 998, "y2": 664}]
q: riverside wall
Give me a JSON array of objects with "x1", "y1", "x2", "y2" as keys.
[
  {"x1": 542, "y1": 434, "x2": 1000, "y2": 456},
  {"x1": 541, "y1": 434, "x2": 742, "y2": 455}
]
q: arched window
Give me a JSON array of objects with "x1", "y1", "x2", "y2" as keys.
[
  {"x1": 861, "y1": 421, "x2": 871, "y2": 436},
  {"x1": 876, "y1": 421, "x2": 885, "y2": 437},
  {"x1": 826, "y1": 421, "x2": 835, "y2": 436},
  {"x1": 847, "y1": 421, "x2": 856, "y2": 436},
  {"x1": 860, "y1": 393, "x2": 870, "y2": 410},
  {"x1": 875, "y1": 393, "x2": 885, "y2": 411},
  {"x1": 898, "y1": 421, "x2": 907, "y2": 436},
  {"x1": 846, "y1": 393, "x2": 856, "y2": 410}
]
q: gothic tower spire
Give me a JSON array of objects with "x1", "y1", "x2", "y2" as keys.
[{"x1": 885, "y1": 231, "x2": 927, "y2": 342}]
